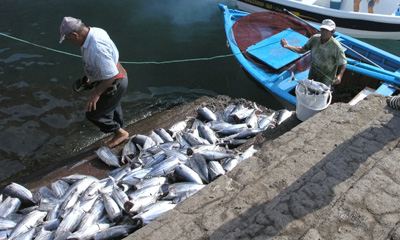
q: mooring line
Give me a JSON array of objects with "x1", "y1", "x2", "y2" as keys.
[{"x1": 1, "y1": 32, "x2": 242, "y2": 65}]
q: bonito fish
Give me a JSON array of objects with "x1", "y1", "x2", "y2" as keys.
[
  {"x1": 0, "y1": 99, "x2": 295, "y2": 239},
  {"x1": 290, "y1": 72, "x2": 331, "y2": 94}
]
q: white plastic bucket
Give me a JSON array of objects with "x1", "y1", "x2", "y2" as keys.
[{"x1": 295, "y1": 84, "x2": 332, "y2": 121}]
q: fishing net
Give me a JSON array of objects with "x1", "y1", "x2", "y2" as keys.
[{"x1": 232, "y1": 11, "x2": 318, "y2": 73}]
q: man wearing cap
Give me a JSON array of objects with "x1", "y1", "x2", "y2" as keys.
[
  {"x1": 59, "y1": 16, "x2": 129, "y2": 148},
  {"x1": 280, "y1": 19, "x2": 347, "y2": 87}
]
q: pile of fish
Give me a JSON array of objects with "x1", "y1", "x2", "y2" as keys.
[{"x1": 0, "y1": 103, "x2": 293, "y2": 240}]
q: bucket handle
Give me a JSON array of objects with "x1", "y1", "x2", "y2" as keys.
[{"x1": 303, "y1": 91, "x2": 332, "y2": 111}]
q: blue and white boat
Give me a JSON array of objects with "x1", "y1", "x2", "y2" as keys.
[
  {"x1": 236, "y1": 0, "x2": 400, "y2": 40},
  {"x1": 219, "y1": 4, "x2": 400, "y2": 109}
]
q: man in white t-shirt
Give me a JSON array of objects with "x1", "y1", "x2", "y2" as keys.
[{"x1": 59, "y1": 16, "x2": 129, "y2": 148}]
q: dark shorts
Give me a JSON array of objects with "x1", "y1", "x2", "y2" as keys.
[
  {"x1": 85, "y1": 76, "x2": 128, "y2": 133},
  {"x1": 367, "y1": 0, "x2": 376, "y2": 7}
]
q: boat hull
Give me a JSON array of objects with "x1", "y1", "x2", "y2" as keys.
[
  {"x1": 219, "y1": 4, "x2": 400, "y2": 108},
  {"x1": 237, "y1": 0, "x2": 400, "y2": 40}
]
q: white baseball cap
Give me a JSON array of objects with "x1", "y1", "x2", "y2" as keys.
[
  {"x1": 59, "y1": 16, "x2": 82, "y2": 43},
  {"x1": 320, "y1": 19, "x2": 336, "y2": 31}
]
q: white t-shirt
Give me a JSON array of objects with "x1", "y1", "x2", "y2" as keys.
[{"x1": 81, "y1": 27, "x2": 119, "y2": 82}]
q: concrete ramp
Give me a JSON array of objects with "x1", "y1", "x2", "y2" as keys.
[{"x1": 127, "y1": 94, "x2": 400, "y2": 240}]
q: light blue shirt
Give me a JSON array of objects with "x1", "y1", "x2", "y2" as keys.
[{"x1": 81, "y1": 27, "x2": 119, "y2": 82}]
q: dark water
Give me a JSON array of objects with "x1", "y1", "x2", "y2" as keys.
[
  {"x1": 0, "y1": 0, "x2": 280, "y2": 182},
  {"x1": 0, "y1": 0, "x2": 399, "y2": 183}
]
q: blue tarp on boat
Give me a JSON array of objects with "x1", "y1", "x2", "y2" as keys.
[{"x1": 246, "y1": 28, "x2": 309, "y2": 70}]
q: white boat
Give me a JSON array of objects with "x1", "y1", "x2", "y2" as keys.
[{"x1": 236, "y1": 0, "x2": 400, "y2": 39}]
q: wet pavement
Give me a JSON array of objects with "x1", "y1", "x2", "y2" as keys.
[{"x1": 125, "y1": 94, "x2": 400, "y2": 240}]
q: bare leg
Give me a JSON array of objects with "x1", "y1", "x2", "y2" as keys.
[
  {"x1": 106, "y1": 128, "x2": 129, "y2": 148},
  {"x1": 368, "y1": 6, "x2": 374, "y2": 13},
  {"x1": 353, "y1": 0, "x2": 361, "y2": 12}
]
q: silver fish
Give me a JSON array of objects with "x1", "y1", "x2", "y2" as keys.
[
  {"x1": 245, "y1": 110, "x2": 258, "y2": 128},
  {"x1": 143, "y1": 152, "x2": 166, "y2": 169},
  {"x1": 232, "y1": 128, "x2": 265, "y2": 139},
  {"x1": 223, "y1": 157, "x2": 239, "y2": 172},
  {"x1": 149, "y1": 130, "x2": 165, "y2": 145},
  {"x1": 121, "y1": 139, "x2": 137, "y2": 164},
  {"x1": 119, "y1": 168, "x2": 152, "y2": 186},
  {"x1": 167, "y1": 120, "x2": 187, "y2": 137},
  {"x1": 80, "y1": 179, "x2": 107, "y2": 202},
  {"x1": 182, "y1": 131, "x2": 210, "y2": 146},
  {"x1": 8, "y1": 210, "x2": 47, "y2": 240},
  {"x1": 188, "y1": 153, "x2": 209, "y2": 183},
  {"x1": 51, "y1": 179, "x2": 70, "y2": 199},
  {"x1": 3, "y1": 182, "x2": 35, "y2": 206},
  {"x1": 198, "y1": 125, "x2": 219, "y2": 144},
  {"x1": 93, "y1": 225, "x2": 137, "y2": 240},
  {"x1": 61, "y1": 174, "x2": 98, "y2": 185},
  {"x1": 144, "y1": 156, "x2": 180, "y2": 178},
  {"x1": 230, "y1": 107, "x2": 255, "y2": 122},
  {"x1": 111, "y1": 186, "x2": 129, "y2": 212},
  {"x1": 197, "y1": 107, "x2": 217, "y2": 121},
  {"x1": 258, "y1": 112, "x2": 276, "y2": 130},
  {"x1": 160, "y1": 147, "x2": 188, "y2": 164},
  {"x1": 223, "y1": 104, "x2": 236, "y2": 122},
  {"x1": 290, "y1": 72, "x2": 331, "y2": 93},
  {"x1": 100, "y1": 191, "x2": 122, "y2": 223},
  {"x1": 207, "y1": 121, "x2": 233, "y2": 132},
  {"x1": 95, "y1": 146, "x2": 121, "y2": 168},
  {"x1": 15, "y1": 228, "x2": 35, "y2": 240},
  {"x1": 238, "y1": 145, "x2": 258, "y2": 163},
  {"x1": 60, "y1": 188, "x2": 81, "y2": 213},
  {"x1": 46, "y1": 204, "x2": 61, "y2": 221},
  {"x1": 218, "y1": 123, "x2": 249, "y2": 136},
  {"x1": 163, "y1": 182, "x2": 205, "y2": 200},
  {"x1": 126, "y1": 185, "x2": 162, "y2": 203},
  {"x1": 196, "y1": 149, "x2": 235, "y2": 161},
  {"x1": 208, "y1": 161, "x2": 226, "y2": 181},
  {"x1": 54, "y1": 205, "x2": 85, "y2": 239},
  {"x1": 0, "y1": 197, "x2": 21, "y2": 218},
  {"x1": 277, "y1": 109, "x2": 293, "y2": 125},
  {"x1": 124, "y1": 195, "x2": 159, "y2": 214},
  {"x1": 132, "y1": 201, "x2": 176, "y2": 226},
  {"x1": 88, "y1": 198, "x2": 105, "y2": 222},
  {"x1": 175, "y1": 163, "x2": 203, "y2": 184},
  {"x1": 67, "y1": 222, "x2": 111, "y2": 240},
  {"x1": 154, "y1": 128, "x2": 174, "y2": 142},
  {"x1": 0, "y1": 218, "x2": 16, "y2": 231},
  {"x1": 133, "y1": 177, "x2": 167, "y2": 190},
  {"x1": 131, "y1": 134, "x2": 156, "y2": 148},
  {"x1": 175, "y1": 132, "x2": 191, "y2": 149},
  {"x1": 34, "y1": 228, "x2": 55, "y2": 240},
  {"x1": 41, "y1": 218, "x2": 61, "y2": 231}
]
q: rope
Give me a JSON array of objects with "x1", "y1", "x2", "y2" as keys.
[
  {"x1": 1, "y1": 33, "x2": 81, "y2": 58},
  {"x1": 0, "y1": 32, "x2": 240, "y2": 65}
]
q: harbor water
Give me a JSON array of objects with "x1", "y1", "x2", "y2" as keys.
[{"x1": 0, "y1": 0, "x2": 399, "y2": 183}]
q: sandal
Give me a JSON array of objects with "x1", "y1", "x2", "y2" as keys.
[
  {"x1": 72, "y1": 76, "x2": 96, "y2": 92},
  {"x1": 387, "y1": 95, "x2": 400, "y2": 110}
]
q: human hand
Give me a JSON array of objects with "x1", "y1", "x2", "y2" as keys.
[
  {"x1": 333, "y1": 76, "x2": 341, "y2": 85},
  {"x1": 85, "y1": 93, "x2": 100, "y2": 112},
  {"x1": 280, "y1": 39, "x2": 288, "y2": 48}
]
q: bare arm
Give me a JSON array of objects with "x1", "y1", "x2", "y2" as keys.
[
  {"x1": 333, "y1": 64, "x2": 347, "y2": 85},
  {"x1": 280, "y1": 38, "x2": 308, "y2": 54},
  {"x1": 85, "y1": 76, "x2": 117, "y2": 112}
]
